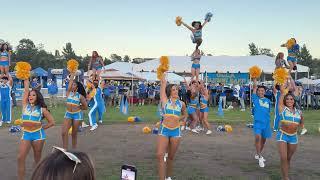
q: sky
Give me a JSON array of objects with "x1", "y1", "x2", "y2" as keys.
[{"x1": 1, "y1": 0, "x2": 320, "y2": 59}]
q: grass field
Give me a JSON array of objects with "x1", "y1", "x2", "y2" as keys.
[{"x1": 7, "y1": 103, "x2": 320, "y2": 135}]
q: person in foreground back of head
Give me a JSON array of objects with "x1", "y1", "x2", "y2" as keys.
[
  {"x1": 251, "y1": 78, "x2": 271, "y2": 168},
  {"x1": 31, "y1": 147, "x2": 95, "y2": 180}
]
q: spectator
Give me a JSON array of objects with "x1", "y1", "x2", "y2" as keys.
[
  {"x1": 218, "y1": 83, "x2": 226, "y2": 109},
  {"x1": 239, "y1": 85, "x2": 246, "y2": 111},
  {"x1": 31, "y1": 147, "x2": 95, "y2": 180},
  {"x1": 47, "y1": 79, "x2": 59, "y2": 108},
  {"x1": 102, "y1": 81, "x2": 110, "y2": 109},
  {"x1": 147, "y1": 83, "x2": 155, "y2": 104},
  {"x1": 108, "y1": 82, "x2": 116, "y2": 106},
  {"x1": 31, "y1": 77, "x2": 42, "y2": 91},
  {"x1": 138, "y1": 82, "x2": 146, "y2": 106},
  {"x1": 210, "y1": 83, "x2": 217, "y2": 107},
  {"x1": 11, "y1": 82, "x2": 17, "y2": 107}
]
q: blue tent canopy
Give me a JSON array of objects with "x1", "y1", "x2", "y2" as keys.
[{"x1": 32, "y1": 67, "x2": 48, "y2": 77}]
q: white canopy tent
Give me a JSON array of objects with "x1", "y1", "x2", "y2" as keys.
[
  {"x1": 136, "y1": 55, "x2": 310, "y2": 74},
  {"x1": 136, "y1": 72, "x2": 184, "y2": 84},
  {"x1": 297, "y1": 77, "x2": 316, "y2": 85},
  {"x1": 103, "y1": 62, "x2": 136, "y2": 73}
]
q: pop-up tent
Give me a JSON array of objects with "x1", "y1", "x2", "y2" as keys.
[{"x1": 136, "y1": 71, "x2": 184, "y2": 84}]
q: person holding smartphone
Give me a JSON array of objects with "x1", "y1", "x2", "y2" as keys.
[{"x1": 157, "y1": 74, "x2": 187, "y2": 180}]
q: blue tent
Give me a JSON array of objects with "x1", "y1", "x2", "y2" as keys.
[{"x1": 32, "y1": 67, "x2": 48, "y2": 77}]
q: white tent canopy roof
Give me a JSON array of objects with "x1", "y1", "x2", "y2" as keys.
[
  {"x1": 136, "y1": 55, "x2": 310, "y2": 74},
  {"x1": 103, "y1": 62, "x2": 136, "y2": 72},
  {"x1": 136, "y1": 72, "x2": 184, "y2": 84},
  {"x1": 297, "y1": 77, "x2": 315, "y2": 85}
]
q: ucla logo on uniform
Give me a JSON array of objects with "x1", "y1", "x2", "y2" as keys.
[{"x1": 259, "y1": 99, "x2": 269, "y2": 108}]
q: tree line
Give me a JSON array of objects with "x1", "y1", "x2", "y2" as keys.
[
  {"x1": 2, "y1": 38, "x2": 319, "y2": 77},
  {"x1": 3, "y1": 38, "x2": 140, "y2": 72}
]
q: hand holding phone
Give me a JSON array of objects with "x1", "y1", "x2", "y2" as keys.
[{"x1": 121, "y1": 165, "x2": 137, "y2": 180}]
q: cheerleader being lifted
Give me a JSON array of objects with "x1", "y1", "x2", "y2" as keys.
[{"x1": 176, "y1": 12, "x2": 213, "y2": 50}]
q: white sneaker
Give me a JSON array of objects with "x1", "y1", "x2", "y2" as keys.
[
  {"x1": 98, "y1": 120, "x2": 102, "y2": 124},
  {"x1": 166, "y1": 177, "x2": 172, "y2": 180},
  {"x1": 255, "y1": 154, "x2": 266, "y2": 161},
  {"x1": 181, "y1": 126, "x2": 185, "y2": 131},
  {"x1": 185, "y1": 127, "x2": 191, "y2": 131},
  {"x1": 90, "y1": 124, "x2": 98, "y2": 131},
  {"x1": 206, "y1": 130, "x2": 212, "y2": 135},
  {"x1": 164, "y1": 153, "x2": 168, "y2": 162},
  {"x1": 240, "y1": 109, "x2": 245, "y2": 112},
  {"x1": 82, "y1": 122, "x2": 89, "y2": 128},
  {"x1": 191, "y1": 129, "x2": 199, "y2": 134},
  {"x1": 0, "y1": 121, "x2": 2, "y2": 127},
  {"x1": 6, "y1": 121, "x2": 10, "y2": 124},
  {"x1": 258, "y1": 157, "x2": 265, "y2": 168},
  {"x1": 301, "y1": 128, "x2": 307, "y2": 135}
]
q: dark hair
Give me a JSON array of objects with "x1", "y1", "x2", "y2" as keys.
[
  {"x1": 257, "y1": 85, "x2": 266, "y2": 91},
  {"x1": 92, "y1": 51, "x2": 99, "y2": 59},
  {"x1": 29, "y1": 90, "x2": 47, "y2": 108},
  {"x1": 31, "y1": 150, "x2": 95, "y2": 180},
  {"x1": 275, "y1": 52, "x2": 284, "y2": 60},
  {"x1": 191, "y1": 21, "x2": 202, "y2": 29},
  {"x1": 275, "y1": 84, "x2": 280, "y2": 91},
  {"x1": 1, "y1": 76, "x2": 8, "y2": 80},
  {"x1": 165, "y1": 84, "x2": 176, "y2": 98},
  {"x1": 0, "y1": 43, "x2": 9, "y2": 52},
  {"x1": 76, "y1": 81, "x2": 87, "y2": 98},
  {"x1": 283, "y1": 93, "x2": 296, "y2": 108}
]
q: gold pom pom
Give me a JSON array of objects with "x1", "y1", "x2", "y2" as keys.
[
  {"x1": 14, "y1": 119, "x2": 23, "y2": 125},
  {"x1": 225, "y1": 125, "x2": 233, "y2": 133},
  {"x1": 157, "y1": 56, "x2": 170, "y2": 80},
  {"x1": 273, "y1": 68, "x2": 289, "y2": 85},
  {"x1": 142, "y1": 126, "x2": 152, "y2": 134},
  {"x1": 249, "y1": 66, "x2": 262, "y2": 79},
  {"x1": 286, "y1": 38, "x2": 296, "y2": 49},
  {"x1": 15, "y1": 62, "x2": 32, "y2": 80},
  {"x1": 67, "y1": 59, "x2": 79, "y2": 73},
  {"x1": 176, "y1": 16, "x2": 182, "y2": 26}
]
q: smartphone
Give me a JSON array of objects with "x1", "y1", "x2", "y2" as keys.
[{"x1": 121, "y1": 164, "x2": 137, "y2": 180}]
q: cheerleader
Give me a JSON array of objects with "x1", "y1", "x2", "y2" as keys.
[
  {"x1": 61, "y1": 71, "x2": 88, "y2": 149},
  {"x1": 277, "y1": 82, "x2": 304, "y2": 180},
  {"x1": 275, "y1": 52, "x2": 290, "y2": 70},
  {"x1": 199, "y1": 81, "x2": 212, "y2": 135},
  {"x1": 180, "y1": 13, "x2": 212, "y2": 50},
  {"x1": 88, "y1": 51, "x2": 105, "y2": 77},
  {"x1": 157, "y1": 74, "x2": 187, "y2": 180},
  {"x1": 191, "y1": 49, "x2": 202, "y2": 81},
  {"x1": 252, "y1": 78, "x2": 272, "y2": 168},
  {"x1": 0, "y1": 43, "x2": 11, "y2": 76},
  {"x1": 17, "y1": 78, "x2": 55, "y2": 180},
  {"x1": 281, "y1": 38, "x2": 300, "y2": 73},
  {"x1": 185, "y1": 79, "x2": 201, "y2": 134}
]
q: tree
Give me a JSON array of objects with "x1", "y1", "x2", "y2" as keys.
[
  {"x1": 259, "y1": 48, "x2": 274, "y2": 57},
  {"x1": 104, "y1": 57, "x2": 112, "y2": 65},
  {"x1": 110, "y1": 54, "x2": 122, "y2": 62},
  {"x1": 15, "y1": 38, "x2": 38, "y2": 65},
  {"x1": 297, "y1": 44, "x2": 313, "y2": 66},
  {"x1": 62, "y1": 42, "x2": 77, "y2": 60},
  {"x1": 248, "y1": 43, "x2": 274, "y2": 57},
  {"x1": 123, "y1": 55, "x2": 130, "y2": 62},
  {"x1": 248, "y1": 43, "x2": 259, "y2": 56}
]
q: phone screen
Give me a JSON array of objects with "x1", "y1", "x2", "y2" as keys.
[{"x1": 121, "y1": 169, "x2": 136, "y2": 180}]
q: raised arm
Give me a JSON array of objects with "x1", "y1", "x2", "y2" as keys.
[
  {"x1": 252, "y1": 78, "x2": 258, "y2": 94},
  {"x1": 22, "y1": 79, "x2": 30, "y2": 109},
  {"x1": 42, "y1": 108, "x2": 55, "y2": 129},
  {"x1": 202, "y1": 19, "x2": 209, "y2": 28},
  {"x1": 160, "y1": 74, "x2": 168, "y2": 106},
  {"x1": 8, "y1": 74, "x2": 13, "y2": 87},
  {"x1": 278, "y1": 83, "x2": 286, "y2": 113},
  {"x1": 66, "y1": 72, "x2": 75, "y2": 97},
  {"x1": 181, "y1": 21, "x2": 195, "y2": 32}
]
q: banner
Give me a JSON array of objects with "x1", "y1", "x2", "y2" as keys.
[{"x1": 206, "y1": 73, "x2": 249, "y2": 84}]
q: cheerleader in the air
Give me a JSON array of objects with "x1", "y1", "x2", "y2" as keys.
[
  {"x1": 176, "y1": 12, "x2": 213, "y2": 50},
  {"x1": 281, "y1": 38, "x2": 300, "y2": 73}
]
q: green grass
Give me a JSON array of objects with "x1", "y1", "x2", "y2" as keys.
[{"x1": 7, "y1": 104, "x2": 320, "y2": 135}]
